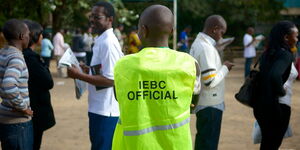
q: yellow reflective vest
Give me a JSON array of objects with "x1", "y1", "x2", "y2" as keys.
[{"x1": 112, "y1": 47, "x2": 196, "y2": 150}]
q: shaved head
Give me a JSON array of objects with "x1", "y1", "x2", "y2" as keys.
[
  {"x1": 203, "y1": 15, "x2": 226, "y2": 31},
  {"x1": 203, "y1": 15, "x2": 227, "y2": 41},
  {"x1": 138, "y1": 5, "x2": 173, "y2": 47}
]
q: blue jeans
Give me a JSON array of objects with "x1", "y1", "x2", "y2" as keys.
[
  {"x1": 88, "y1": 112, "x2": 118, "y2": 150},
  {"x1": 0, "y1": 120, "x2": 33, "y2": 150},
  {"x1": 245, "y1": 57, "x2": 253, "y2": 77},
  {"x1": 195, "y1": 107, "x2": 223, "y2": 150}
]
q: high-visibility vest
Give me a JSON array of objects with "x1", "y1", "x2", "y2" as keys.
[{"x1": 112, "y1": 47, "x2": 196, "y2": 150}]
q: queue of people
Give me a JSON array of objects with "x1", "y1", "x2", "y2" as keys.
[{"x1": 0, "y1": 2, "x2": 299, "y2": 150}]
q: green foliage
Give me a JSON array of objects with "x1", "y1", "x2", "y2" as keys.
[
  {"x1": 178, "y1": 0, "x2": 284, "y2": 46},
  {"x1": 0, "y1": 0, "x2": 138, "y2": 34}
]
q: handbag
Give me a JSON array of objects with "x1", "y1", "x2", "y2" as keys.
[
  {"x1": 252, "y1": 120, "x2": 292, "y2": 144},
  {"x1": 234, "y1": 58, "x2": 260, "y2": 107}
]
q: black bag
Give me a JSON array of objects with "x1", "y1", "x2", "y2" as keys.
[{"x1": 235, "y1": 58, "x2": 260, "y2": 108}]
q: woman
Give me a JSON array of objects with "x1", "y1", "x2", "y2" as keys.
[
  {"x1": 253, "y1": 21, "x2": 298, "y2": 150},
  {"x1": 40, "y1": 32, "x2": 54, "y2": 68},
  {"x1": 23, "y1": 20, "x2": 56, "y2": 150}
]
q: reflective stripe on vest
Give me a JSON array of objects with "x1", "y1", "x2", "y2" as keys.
[{"x1": 123, "y1": 117, "x2": 190, "y2": 136}]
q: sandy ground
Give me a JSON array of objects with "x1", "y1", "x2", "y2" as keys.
[{"x1": 34, "y1": 58, "x2": 300, "y2": 150}]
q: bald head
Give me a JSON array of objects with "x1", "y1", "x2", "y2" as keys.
[
  {"x1": 203, "y1": 15, "x2": 227, "y2": 41},
  {"x1": 138, "y1": 5, "x2": 173, "y2": 47}
]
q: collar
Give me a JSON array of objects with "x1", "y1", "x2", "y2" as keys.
[
  {"x1": 95, "y1": 28, "x2": 113, "y2": 40},
  {"x1": 199, "y1": 32, "x2": 216, "y2": 46}
]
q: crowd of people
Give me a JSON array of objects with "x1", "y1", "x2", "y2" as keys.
[{"x1": 0, "y1": 1, "x2": 299, "y2": 150}]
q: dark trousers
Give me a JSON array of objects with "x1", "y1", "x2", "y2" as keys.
[
  {"x1": 88, "y1": 112, "x2": 118, "y2": 150},
  {"x1": 86, "y1": 51, "x2": 93, "y2": 66},
  {"x1": 0, "y1": 120, "x2": 33, "y2": 150},
  {"x1": 245, "y1": 57, "x2": 253, "y2": 77},
  {"x1": 254, "y1": 104, "x2": 291, "y2": 150},
  {"x1": 195, "y1": 107, "x2": 223, "y2": 150},
  {"x1": 33, "y1": 127, "x2": 43, "y2": 150}
]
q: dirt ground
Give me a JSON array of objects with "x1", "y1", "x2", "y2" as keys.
[{"x1": 36, "y1": 58, "x2": 300, "y2": 150}]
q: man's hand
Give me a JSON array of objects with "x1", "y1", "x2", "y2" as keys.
[
  {"x1": 224, "y1": 61, "x2": 234, "y2": 71},
  {"x1": 67, "y1": 65, "x2": 82, "y2": 79},
  {"x1": 12, "y1": 108, "x2": 33, "y2": 116}
]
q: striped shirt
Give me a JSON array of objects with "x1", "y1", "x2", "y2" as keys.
[{"x1": 0, "y1": 46, "x2": 31, "y2": 124}]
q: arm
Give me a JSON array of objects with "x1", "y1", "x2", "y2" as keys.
[
  {"x1": 1, "y1": 56, "x2": 32, "y2": 115},
  {"x1": 269, "y1": 51, "x2": 293, "y2": 96},
  {"x1": 68, "y1": 41, "x2": 117, "y2": 87},
  {"x1": 67, "y1": 67, "x2": 113, "y2": 86},
  {"x1": 198, "y1": 46, "x2": 230, "y2": 88},
  {"x1": 25, "y1": 55, "x2": 54, "y2": 90},
  {"x1": 244, "y1": 35, "x2": 256, "y2": 48},
  {"x1": 48, "y1": 39, "x2": 54, "y2": 50},
  {"x1": 191, "y1": 61, "x2": 201, "y2": 110}
]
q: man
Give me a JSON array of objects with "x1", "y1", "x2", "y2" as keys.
[
  {"x1": 179, "y1": 25, "x2": 192, "y2": 53},
  {"x1": 0, "y1": 19, "x2": 33, "y2": 150},
  {"x1": 72, "y1": 29, "x2": 86, "y2": 64},
  {"x1": 67, "y1": 2, "x2": 123, "y2": 150},
  {"x1": 112, "y1": 5, "x2": 200, "y2": 150},
  {"x1": 53, "y1": 29, "x2": 68, "y2": 77},
  {"x1": 189, "y1": 15, "x2": 234, "y2": 150},
  {"x1": 243, "y1": 27, "x2": 256, "y2": 77},
  {"x1": 83, "y1": 27, "x2": 94, "y2": 66}
]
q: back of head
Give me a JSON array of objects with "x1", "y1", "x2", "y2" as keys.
[
  {"x1": 139, "y1": 5, "x2": 173, "y2": 43},
  {"x1": 267, "y1": 20, "x2": 295, "y2": 52},
  {"x1": 23, "y1": 19, "x2": 43, "y2": 47},
  {"x1": 2, "y1": 19, "x2": 27, "y2": 42},
  {"x1": 94, "y1": 1, "x2": 115, "y2": 18},
  {"x1": 43, "y1": 32, "x2": 51, "y2": 39}
]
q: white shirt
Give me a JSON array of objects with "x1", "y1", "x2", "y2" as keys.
[
  {"x1": 190, "y1": 32, "x2": 229, "y2": 108},
  {"x1": 53, "y1": 32, "x2": 66, "y2": 56},
  {"x1": 88, "y1": 28, "x2": 124, "y2": 117},
  {"x1": 243, "y1": 33, "x2": 256, "y2": 58},
  {"x1": 279, "y1": 63, "x2": 298, "y2": 106}
]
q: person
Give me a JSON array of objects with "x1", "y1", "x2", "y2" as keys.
[
  {"x1": 253, "y1": 21, "x2": 298, "y2": 150},
  {"x1": 127, "y1": 26, "x2": 141, "y2": 54},
  {"x1": 41, "y1": 32, "x2": 54, "y2": 68},
  {"x1": 67, "y1": 1, "x2": 123, "y2": 150},
  {"x1": 22, "y1": 20, "x2": 55, "y2": 150},
  {"x1": 53, "y1": 29, "x2": 68, "y2": 77},
  {"x1": 114, "y1": 24, "x2": 125, "y2": 52},
  {"x1": 72, "y1": 28, "x2": 86, "y2": 64},
  {"x1": 243, "y1": 27, "x2": 256, "y2": 77},
  {"x1": 83, "y1": 27, "x2": 94, "y2": 66},
  {"x1": 0, "y1": 19, "x2": 33, "y2": 150},
  {"x1": 178, "y1": 25, "x2": 192, "y2": 53},
  {"x1": 112, "y1": 5, "x2": 200, "y2": 150},
  {"x1": 189, "y1": 15, "x2": 234, "y2": 150}
]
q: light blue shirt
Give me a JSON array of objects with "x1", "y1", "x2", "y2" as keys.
[{"x1": 41, "y1": 38, "x2": 54, "y2": 57}]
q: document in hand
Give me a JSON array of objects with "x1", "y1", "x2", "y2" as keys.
[
  {"x1": 254, "y1": 35, "x2": 265, "y2": 48},
  {"x1": 59, "y1": 48, "x2": 87, "y2": 99}
]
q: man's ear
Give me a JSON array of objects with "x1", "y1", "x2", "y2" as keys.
[
  {"x1": 19, "y1": 33, "x2": 24, "y2": 40},
  {"x1": 284, "y1": 34, "x2": 289, "y2": 42},
  {"x1": 108, "y1": 16, "x2": 114, "y2": 23},
  {"x1": 142, "y1": 25, "x2": 148, "y2": 38}
]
